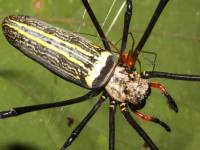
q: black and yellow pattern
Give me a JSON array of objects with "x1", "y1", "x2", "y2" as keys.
[{"x1": 2, "y1": 15, "x2": 115, "y2": 89}]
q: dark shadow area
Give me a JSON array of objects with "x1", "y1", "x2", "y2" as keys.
[
  {"x1": 3, "y1": 143, "x2": 40, "y2": 150},
  {"x1": 66, "y1": 116, "x2": 75, "y2": 127},
  {"x1": 0, "y1": 69, "x2": 21, "y2": 78},
  {"x1": 0, "y1": 68, "x2": 55, "y2": 102}
]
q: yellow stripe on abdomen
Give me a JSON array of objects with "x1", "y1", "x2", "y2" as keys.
[{"x1": 2, "y1": 15, "x2": 115, "y2": 89}]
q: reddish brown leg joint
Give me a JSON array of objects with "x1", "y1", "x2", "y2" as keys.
[
  {"x1": 134, "y1": 110, "x2": 171, "y2": 132},
  {"x1": 150, "y1": 82, "x2": 178, "y2": 112}
]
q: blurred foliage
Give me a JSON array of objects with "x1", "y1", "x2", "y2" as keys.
[{"x1": 0, "y1": 0, "x2": 200, "y2": 150}]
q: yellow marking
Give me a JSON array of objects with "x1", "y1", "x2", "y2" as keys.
[
  {"x1": 102, "y1": 95, "x2": 106, "y2": 99},
  {"x1": 119, "y1": 103, "x2": 126, "y2": 107},
  {"x1": 111, "y1": 101, "x2": 116, "y2": 104},
  {"x1": 5, "y1": 23, "x2": 88, "y2": 70},
  {"x1": 85, "y1": 51, "x2": 114, "y2": 88},
  {"x1": 5, "y1": 18, "x2": 116, "y2": 88},
  {"x1": 60, "y1": 64, "x2": 81, "y2": 80},
  {"x1": 109, "y1": 105, "x2": 115, "y2": 109},
  {"x1": 9, "y1": 19, "x2": 94, "y2": 57},
  {"x1": 121, "y1": 108, "x2": 126, "y2": 111}
]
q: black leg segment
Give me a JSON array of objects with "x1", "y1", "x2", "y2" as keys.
[
  {"x1": 130, "y1": 0, "x2": 169, "y2": 66},
  {"x1": 60, "y1": 93, "x2": 107, "y2": 150},
  {"x1": 128, "y1": 104, "x2": 171, "y2": 132},
  {"x1": 82, "y1": 0, "x2": 111, "y2": 51},
  {"x1": 141, "y1": 71, "x2": 200, "y2": 81},
  {"x1": 120, "y1": 103, "x2": 158, "y2": 150},
  {"x1": 120, "y1": 0, "x2": 133, "y2": 57},
  {"x1": 109, "y1": 99, "x2": 117, "y2": 150},
  {"x1": 0, "y1": 90, "x2": 100, "y2": 119}
]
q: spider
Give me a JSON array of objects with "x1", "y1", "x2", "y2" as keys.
[{"x1": 1, "y1": 0, "x2": 200, "y2": 150}]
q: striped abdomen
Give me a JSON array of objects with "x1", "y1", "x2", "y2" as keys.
[{"x1": 2, "y1": 15, "x2": 115, "y2": 89}]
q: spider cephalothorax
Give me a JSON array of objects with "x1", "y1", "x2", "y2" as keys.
[{"x1": 105, "y1": 66, "x2": 150, "y2": 105}]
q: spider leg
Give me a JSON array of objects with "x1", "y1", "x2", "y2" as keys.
[
  {"x1": 137, "y1": 58, "x2": 142, "y2": 72},
  {"x1": 128, "y1": 103, "x2": 170, "y2": 132},
  {"x1": 0, "y1": 90, "x2": 100, "y2": 119},
  {"x1": 82, "y1": 0, "x2": 111, "y2": 50},
  {"x1": 128, "y1": 0, "x2": 169, "y2": 67},
  {"x1": 129, "y1": 32, "x2": 135, "y2": 51},
  {"x1": 119, "y1": 103, "x2": 158, "y2": 150},
  {"x1": 120, "y1": 0, "x2": 132, "y2": 57},
  {"x1": 109, "y1": 99, "x2": 117, "y2": 150},
  {"x1": 150, "y1": 82, "x2": 178, "y2": 112},
  {"x1": 141, "y1": 71, "x2": 200, "y2": 81},
  {"x1": 60, "y1": 92, "x2": 107, "y2": 150}
]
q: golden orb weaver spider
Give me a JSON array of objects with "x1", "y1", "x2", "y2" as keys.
[{"x1": 1, "y1": 0, "x2": 200, "y2": 149}]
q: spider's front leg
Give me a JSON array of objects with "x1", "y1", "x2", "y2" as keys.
[
  {"x1": 127, "y1": 0, "x2": 170, "y2": 68},
  {"x1": 150, "y1": 82, "x2": 178, "y2": 112},
  {"x1": 82, "y1": 0, "x2": 111, "y2": 50}
]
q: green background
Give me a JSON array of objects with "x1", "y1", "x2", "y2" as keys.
[{"x1": 0, "y1": 0, "x2": 200, "y2": 149}]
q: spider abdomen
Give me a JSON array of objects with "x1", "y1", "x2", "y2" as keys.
[
  {"x1": 105, "y1": 66, "x2": 149, "y2": 105},
  {"x1": 2, "y1": 15, "x2": 115, "y2": 89}
]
